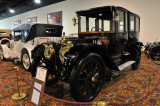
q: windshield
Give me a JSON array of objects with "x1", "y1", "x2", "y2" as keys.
[
  {"x1": 21, "y1": 30, "x2": 29, "y2": 42},
  {"x1": 79, "y1": 11, "x2": 114, "y2": 33},
  {"x1": 13, "y1": 30, "x2": 29, "y2": 42},
  {"x1": 14, "y1": 31, "x2": 21, "y2": 41}
]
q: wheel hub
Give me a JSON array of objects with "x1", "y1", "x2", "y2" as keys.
[
  {"x1": 91, "y1": 73, "x2": 99, "y2": 82},
  {"x1": 23, "y1": 54, "x2": 30, "y2": 69}
]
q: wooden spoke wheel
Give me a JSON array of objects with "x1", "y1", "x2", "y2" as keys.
[{"x1": 70, "y1": 53, "x2": 105, "y2": 102}]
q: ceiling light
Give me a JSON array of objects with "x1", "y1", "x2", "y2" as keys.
[
  {"x1": 9, "y1": 9, "x2": 15, "y2": 13},
  {"x1": 34, "y1": 0, "x2": 41, "y2": 4}
]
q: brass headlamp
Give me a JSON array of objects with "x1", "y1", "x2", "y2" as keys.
[
  {"x1": 44, "y1": 44, "x2": 55, "y2": 60},
  {"x1": 58, "y1": 34, "x2": 73, "y2": 62},
  {"x1": 59, "y1": 41, "x2": 73, "y2": 62}
]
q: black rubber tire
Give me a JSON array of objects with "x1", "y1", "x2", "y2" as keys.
[
  {"x1": 31, "y1": 57, "x2": 58, "y2": 86},
  {"x1": 21, "y1": 50, "x2": 31, "y2": 71},
  {"x1": 70, "y1": 53, "x2": 105, "y2": 102},
  {"x1": 132, "y1": 47, "x2": 141, "y2": 70},
  {"x1": 0, "y1": 47, "x2": 6, "y2": 61}
]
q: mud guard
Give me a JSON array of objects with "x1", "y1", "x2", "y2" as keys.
[
  {"x1": 63, "y1": 44, "x2": 119, "y2": 71},
  {"x1": 0, "y1": 45, "x2": 10, "y2": 58}
]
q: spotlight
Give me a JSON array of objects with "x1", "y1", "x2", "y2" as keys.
[
  {"x1": 9, "y1": 9, "x2": 15, "y2": 13},
  {"x1": 34, "y1": 0, "x2": 41, "y2": 4}
]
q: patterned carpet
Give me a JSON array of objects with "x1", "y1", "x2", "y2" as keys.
[{"x1": 0, "y1": 52, "x2": 160, "y2": 106}]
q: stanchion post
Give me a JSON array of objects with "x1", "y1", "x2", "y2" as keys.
[{"x1": 11, "y1": 67, "x2": 27, "y2": 100}]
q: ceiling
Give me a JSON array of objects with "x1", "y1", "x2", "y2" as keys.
[{"x1": 0, "y1": 0, "x2": 65, "y2": 20}]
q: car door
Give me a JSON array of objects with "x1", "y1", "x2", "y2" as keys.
[
  {"x1": 114, "y1": 9, "x2": 128, "y2": 54},
  {"x1": 10, "y1": 31, "x2": 22, "y2": 58}
]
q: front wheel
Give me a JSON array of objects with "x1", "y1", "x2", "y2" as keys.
[
  {"x1": 132, "y1": 46, "x2": 141, "y2": 70},
  {"x1": 31, "y1": 57, "x2": 58, "y2": 86},
  {"x1": 21, "y1": 50, "x2": 31, "y2": 71},
  {"x1": 70, "y1": 53, "x2": 105, "y2": 102}
]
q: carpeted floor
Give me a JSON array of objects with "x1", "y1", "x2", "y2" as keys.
[{"x1": 0, "y1": 53, "x2": 160, "y2": 106}]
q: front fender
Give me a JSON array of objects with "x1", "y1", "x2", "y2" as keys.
[
  {"x1": 31, "y1": 44, "x2": 45, "y2": 59},
  {"x1": 21, "y1": 47, "x2": 33, "y2": 62},
  {"x1": 63, "y1": 44, "x2": 118, "y2": 71}
]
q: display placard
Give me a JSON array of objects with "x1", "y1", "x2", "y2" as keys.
[
  {"x1": 30, "y1": 78, "x2": 45, "y2": 106},
  {"x1": 36, "y1": 67, "x2": 47, "y2": 82}
]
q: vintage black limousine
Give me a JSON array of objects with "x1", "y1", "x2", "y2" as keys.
[{"x1": 31, "y1": 6, "x2": 143, "y2": 102}]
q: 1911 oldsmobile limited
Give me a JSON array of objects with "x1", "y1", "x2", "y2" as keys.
[
  {"x1": 31, "y1": 6, "x2": 143, "y2": 102},
  {"x1": 0, "y1": 24, "x2": 62, "y2": 70}
]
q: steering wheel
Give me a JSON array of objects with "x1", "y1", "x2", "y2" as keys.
[{"x1": 91, "y1": 27, "x2": 102, "y2": 32}]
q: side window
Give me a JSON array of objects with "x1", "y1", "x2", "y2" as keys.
[
  {"x1": 104, "y1": 20, "x2": 110, "y2": 31},
  {"x1": 80, "y1": 16, "x2": 86, "y2": 32},
  {"x1": 130, "y1": 15, "x2": 135, "y2": 31},
  {"x1": 14, "y1": 31, "x2": 22, "y2": 41},
  {"x1": 118, "y1": 10, "x2": 125, "y2": 33},
  {"x1": 136, "y1": 17, "x2": 140, "y2": 32}
]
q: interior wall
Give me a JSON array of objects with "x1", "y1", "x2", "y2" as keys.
[{"x1": 0, "y1": 0, "x2": 160, "y2": 45}]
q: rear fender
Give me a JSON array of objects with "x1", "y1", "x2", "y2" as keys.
[
  {"x1": 136, "y1": 42, "x2": 143, "y2": 47},
  {"x1": 0, "y1": 38, "x2": 10, "y2": 45}
]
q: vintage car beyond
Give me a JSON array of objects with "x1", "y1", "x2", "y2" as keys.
[
  {"x1": 0, "y1": 24, "x2": 63, "y2": 70},
  {"x1": 0, "y1": 29, "x2": 11, "y2": 41},
  {"x1": 144, "y1": 40, "x2": 160, "y2": 61},
  {"x1": 31, "y1": 6, "x2": 143, "y2": 102}
]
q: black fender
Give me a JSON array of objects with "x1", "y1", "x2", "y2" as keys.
[
  {"x1": 136, "y1": 42, "x2": 143, "y2": 47},
  {"x1": 31, "y1": 44, "x2": 45, "y2": 59},
  {"x1": 63, "y1": 44, "x2": 119, "y2": 71}
]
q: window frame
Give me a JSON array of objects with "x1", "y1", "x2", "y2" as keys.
[
  {"x1": 129, "y1": 14, "x2": 136, "y2": 32},
  {"x1": 79, "y1": 15, "x2": 115, "y2": 34},
  {"x1": 117, "y1": 9, "x2": 125, "y2": 33},
  {"x1": 135, "y1": 17, "x2": 140, "y2": 32}
]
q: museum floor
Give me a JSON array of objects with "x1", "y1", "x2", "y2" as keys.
[{"x1": 0, "y1": 52, "x2": 160, "y2": 106}]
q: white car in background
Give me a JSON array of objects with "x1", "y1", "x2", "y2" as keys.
[{"x1": 0, "y1": 24, "x2": 63, "y2": 70}]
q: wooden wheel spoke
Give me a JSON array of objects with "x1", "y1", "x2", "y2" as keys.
[
  {"x1": 78, "y1": 77, "x2": 87, "y2": 81},
  {"x1": 80, "y1": 84, "x2": 87, "y2": 95},
  {"x1": 86, "y1": 82, "x2": 91, "y2": 95}
]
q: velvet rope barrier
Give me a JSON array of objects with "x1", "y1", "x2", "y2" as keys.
[{"x1": 17, "y1": 69, "x2": 92, "y2": 105}]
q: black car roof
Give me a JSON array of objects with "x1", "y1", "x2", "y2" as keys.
[{"x1": 76, "y1": 6, "x2": 140, "y2": 18}]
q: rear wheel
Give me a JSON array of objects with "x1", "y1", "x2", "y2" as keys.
[
  {"x1": 21, "y1": 50, "x2": 31, "y2": 71},
  {"x1": 0, "y1": 47, "x2": 6, "y2": 61},
  {"x1": 70, "y1": 53, "x2": 105, "y2": 102},
  {"x1": 31, "y1": 57, "x2": 58, "y2": 86},
  {"x1": 132, "y1": 46, "x2": 141, "y2": 70}
]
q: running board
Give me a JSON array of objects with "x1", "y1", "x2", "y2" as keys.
[{"x1": 118, "y1": 61, "x2": 136, "y2": 71}]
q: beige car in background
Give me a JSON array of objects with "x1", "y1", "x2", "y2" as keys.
[
  {"x1": 0, "y1": 24, "x2": 63, "y2": 71},
  {"x1": 0, "y1": 29, "x2": 11, "y2": 43}
]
